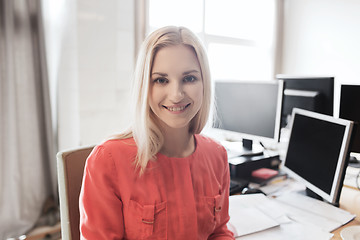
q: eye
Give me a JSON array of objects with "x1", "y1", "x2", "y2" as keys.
[
  {"x1": 183, "y1": 75, "x2": 197, "y2": 83},
  {"x1": 153, "y1": 77, "x2": 168, "y2": 84}
]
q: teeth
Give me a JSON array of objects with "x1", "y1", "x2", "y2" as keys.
[{"x1": 168, "y1": 105, "x2": 186, "y2": 111}]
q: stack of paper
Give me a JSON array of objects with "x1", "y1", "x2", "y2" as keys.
[
  {"x1": 228, "y1": 193, "x2": 341, "y2": 239},
  {"x1": 275, "y1": 192, "x2": 356, "y2": 232},
  {"x1": 228, "y1": 194, "x2": 280, "y2": 237}
]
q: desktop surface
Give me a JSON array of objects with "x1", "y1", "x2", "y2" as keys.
[
  {"x1": 231, "y1": 176, "x2": 360, "y2": 239},
  {"x1": 332, "y1": 218, "x2": 360, "y2": 240}
]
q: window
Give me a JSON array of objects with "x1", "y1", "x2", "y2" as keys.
[{"x1": 147, "y1": 0, "x2": 279, "y2": 81}]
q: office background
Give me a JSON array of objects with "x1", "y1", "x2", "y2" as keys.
[
  {"x1": 1, "y1": 0, "x2": 360, "y2": 238},
  {"x1": 44, "y1": 0, "x2": 360, "y2": 150}
]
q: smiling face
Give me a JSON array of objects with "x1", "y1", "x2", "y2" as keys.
[{"x1": 149, "y1": 45, "x2": 204, "y2": 131}]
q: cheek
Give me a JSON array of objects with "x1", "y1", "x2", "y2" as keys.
[
  {"x1": 194, "y1": 91, "x2": 203, "y2": 107},
  {"x1": 149, "y1": 87, "x2": 160, "y2": 111},
  {"x1": 192, "y1": 84, "x2": 204, "y2": 104}
]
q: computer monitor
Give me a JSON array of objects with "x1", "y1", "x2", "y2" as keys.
[
  {"x1": 214, "y1": 80, "x2": 283, "y2": 155},
  {"x1": 339, "y1": 84, "x2": 360, "y2": 158},
  {"x1": 282, "y1": 108, "x2": 353, "y2": 206},
  {"x1": 276, "y1": 75, "x2": 334, "y2": 128}
]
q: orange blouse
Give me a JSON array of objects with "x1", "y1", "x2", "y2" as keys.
[{"x1": 79, "y1": 134, "x2": 234, "y2": 240}]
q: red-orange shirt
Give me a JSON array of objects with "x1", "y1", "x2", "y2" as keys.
[{"x1": 79, "y1": 134, "x2": 234, "y2": 240}]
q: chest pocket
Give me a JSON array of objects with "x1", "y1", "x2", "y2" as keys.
[
  {"x1": 205, "y1": 194, "x2": 222, "y2": 223},
  {"x1": 124, "y1": 200, "x2": 167, "y2": 239},
  {"x1": 196, "y1": 194, "x2": 223, "y2": 238}
]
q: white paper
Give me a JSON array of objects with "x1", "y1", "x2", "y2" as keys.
[
  {"x1": 227, "y1": 192, "x2": 351, "y2": 239},
  {"x1": 236, "y1": 221, "x2": 333, "y2": 240},
  {"x1": 276, "y1": 192, "x2": 356, "y2": 232},
  {"x1": 228, "y1": 194, "x2": 280, "y2": 237}
]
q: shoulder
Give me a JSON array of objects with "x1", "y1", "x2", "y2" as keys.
[
  {"x1": 195, "y1": 134, "x2": 227, "y2": 161},
  {"x1": 100, "y1": 137, "x2": 137, "y2": 154},
  {"x1": 86, "y1": 137, "x2": 137, "y2": 171},
  {"x1": 196, "y1": 134, "x2": 226, "y2": 153},
  {"x1": 194, "y1": 135, "x2": 230, "y2": 181}
]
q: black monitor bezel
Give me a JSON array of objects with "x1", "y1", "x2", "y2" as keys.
[
  {"x1": 339, "y1": 84, "x2": 360, "y2": 154},
  {"x1": 276, "y1": 75, "x2": 334, "y2": 128}
]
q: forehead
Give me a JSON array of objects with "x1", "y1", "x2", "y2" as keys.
[{"x1": 151, "y1": 45, "x2": 201, "y2": 73}]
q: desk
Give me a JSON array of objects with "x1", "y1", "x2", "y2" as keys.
[
  {"x1": 339, "y1": 185, "x2": 360, "y2": 221},
  {"x1": 229, "y1": 192, "x2": 356, "y2": 239},
  {"x1": 236, "y1": 179, "x2": 360, "y2": 239},
  {"x1": 331, "y1": 219, "x2": 360, "y2": 239},
  {"x1": 331, "y1": 185, "x2": 360, "y2": 239}
]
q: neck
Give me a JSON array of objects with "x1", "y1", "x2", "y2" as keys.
[{"x1": 160, "y1": 126, "x2": 196, "y2": 158}]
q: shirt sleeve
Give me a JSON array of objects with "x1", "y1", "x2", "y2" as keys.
[
  {"x1": 79, "y1": 145, "x2": 124, "y2": 240},
  {"x1": 208, "y1": 147, "x2": 235, "y2": 240}
]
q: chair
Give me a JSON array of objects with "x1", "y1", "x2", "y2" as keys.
[{"x1": 57, "y1": 146, "x2": 94, "y2": 240}]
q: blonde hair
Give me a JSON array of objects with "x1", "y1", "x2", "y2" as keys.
[{"x1": 114, "y1": 26, "x2": 212, "y2": 174}]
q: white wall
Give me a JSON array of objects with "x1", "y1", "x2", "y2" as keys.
[
  {"x1": 43, "y1": 0, "x2": 135, "y2": 150},
  {"x1": 42, "y1": 0, "x2": 80, "y2": 151},
  {"x1": 280, "y1": 0, "x2": 360, "y2": 115},
  {"x1": 78, "y1": 0, "x2": 134, "y2": 146}
]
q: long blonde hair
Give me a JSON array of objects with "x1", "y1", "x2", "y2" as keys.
[{"x1": 114, "y1": 26, "x2": 212, "y2": 174}]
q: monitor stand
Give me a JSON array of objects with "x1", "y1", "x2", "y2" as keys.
[
  {"x1": 241, "y1": 139, "x2": 264, "y2": 157},
  {"x1": 297, "y1": 188, "x2": 323, "y2": 202},
  {"x1": 220, "y1": 138, "x2": 264, "y2": 158},
  {"x1": 304, "y1": 187, "x2": 323, "y2": 201},
  {"x1": 297, "y1": 187, "x2": 340, "y2": 207}
]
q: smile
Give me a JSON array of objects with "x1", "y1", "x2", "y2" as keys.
[{"x1": 163, "y1": 103, "x2": 191, "y2": 112}]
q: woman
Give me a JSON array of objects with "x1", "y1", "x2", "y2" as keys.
[{"x1": 79, "y1": 26, "x2": 234, "y2": 240}]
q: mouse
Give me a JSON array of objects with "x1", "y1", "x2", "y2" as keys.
[{"x1": 241, "y1": 187, "x2": 266, "y2": 195}]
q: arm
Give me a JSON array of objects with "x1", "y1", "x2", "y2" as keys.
[
  {"x1": 208, "y1": 147, "x2": 235, "y2": 240},
  {"x1": 79, "y1": 145, "x2": 124, "y2": 239}
]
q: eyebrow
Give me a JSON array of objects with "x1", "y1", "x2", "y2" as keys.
[
  {"x1": 151, "y1": 69, "x2": 200, "y2": 76},
  {"x1": 183, "y1": 70, "x2": 200, "y2": 75},
  {"x1": 151, "y1": 72, "x2": 168, "y2": 77}
]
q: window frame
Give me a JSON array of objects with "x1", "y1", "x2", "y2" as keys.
[{"x1": 144, "y1": 0, "x2": 283, "y2": 81}]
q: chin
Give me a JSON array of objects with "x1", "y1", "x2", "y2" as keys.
[{"x1": 161, "y1": 120, "x2": 191, "y2": 130}]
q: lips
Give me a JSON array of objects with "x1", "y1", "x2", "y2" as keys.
[{"x1": 163, "y1": 103, "x2": 191, "y2": 112}]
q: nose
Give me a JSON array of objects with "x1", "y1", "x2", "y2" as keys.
[{"x1": 169, "y1": 81, "x2": 184, "y2": 103}]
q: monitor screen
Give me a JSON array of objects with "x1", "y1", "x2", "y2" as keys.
[
  {"x1": 214, "y1": 80, "x2": 283, "y2": 149},
  {"x1": 276, "y1": 75, "x2": 334, "y2": 128},
  {"x1": 339, "y1": 84, "x2": 360, "y2": 154},
  {"x1": 282, "y1": 108, "x2": 353, "y2": 205}
]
